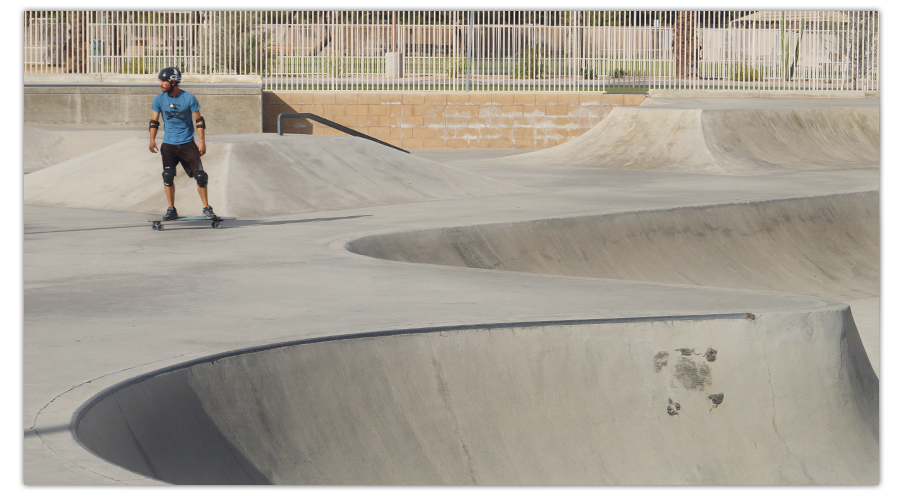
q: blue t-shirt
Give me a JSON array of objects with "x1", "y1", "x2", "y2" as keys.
[{"x1": 151, "y1": 89, "x2": 201, "y2": 145}]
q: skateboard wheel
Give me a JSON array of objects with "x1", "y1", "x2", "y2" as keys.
[
  {"x1": 151, "y1": 222, "x2": 159, "y2": 230},
  {"x1": 158, "y1": 224, "x2": 164, "y2": 231},
  {"x1": 212, "y1": 221, "x2": 221, "y2": 229}
]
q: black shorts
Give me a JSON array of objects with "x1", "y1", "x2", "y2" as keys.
[{"x1": 160, "y1": 141, "x2": 203, "y2": 178}]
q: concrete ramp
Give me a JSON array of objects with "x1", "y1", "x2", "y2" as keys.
[
  {"x1": 347, "y1": 192, "x2": 880, "y2": 375},
  {"x1": 509, "y1": 99, "x2": 878, "y2": 173},
  {"x1": 24, "y1": 125, "x2": 148, "y2": 173},
  {"x1": 347, "y1": 192, "x2": 878, "y2": 302},
  {"x1": 23, "y1": 133, "x2": 529, "y2": 217},
  {"x1": 75, "y1": 307, "x2": 877, "y2": 485}
]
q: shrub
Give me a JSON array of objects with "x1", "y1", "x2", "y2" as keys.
[
  {"x1": 731, "y1": 63, "x2": 760, "y2": 82},
  {"x1": 120, "y1": 58, "x2": 150, "y2": 74},
  {"x1": 443, "y1": 55, "x2": 467, "y2": 78},
  {"x1": 510, "y1": 44, "x2": 547, "y2": 79},
  {"x1": 322, "y1": 56, "x2": 344, "y2": 77},
  {"x1": 579, "y1": 67, "x2": 598, "y2": 80}
]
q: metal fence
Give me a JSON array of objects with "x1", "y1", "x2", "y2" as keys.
[{"x1": 24, "y1": 10, "x2": 879, "y2": 92}]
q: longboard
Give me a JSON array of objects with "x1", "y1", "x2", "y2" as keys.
[{"x1": 146, "y1": 215, "x2": 236, "y2": 230}]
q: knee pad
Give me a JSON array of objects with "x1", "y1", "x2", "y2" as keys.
[
  {"x1": 162, "y1": 167, "x2": 175, "y2": 187},
  {"x1": 195, "y1": 170, "x2": 209, "y2": 188}
]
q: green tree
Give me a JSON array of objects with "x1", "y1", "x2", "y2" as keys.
[{"x1": 202, "y1": 11, "x2": 276, "y2": 75}]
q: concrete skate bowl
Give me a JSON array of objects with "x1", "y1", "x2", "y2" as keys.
[
  {"x1": 75, "y1": 309, "x2": 877, "y2": 485},
  {"x1": 505, "y1": 103, "x2": 879, "y2": 173},
  {"x1": 347, "y1": 192, "x2": 878, "y2": 302},
  {"x1": 346, "y1": 190, "x2": 881, "y2": 383},
  {"x1": 23, "y1": 133, "x2": 529, "y2": 217}
]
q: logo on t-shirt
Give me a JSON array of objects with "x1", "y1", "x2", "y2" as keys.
[{"x1": 164, "y1": 105, "x2": 186, "y2": 124}]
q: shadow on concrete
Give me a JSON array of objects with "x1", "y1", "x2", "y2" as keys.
[
  {"x1": 25, "y1": 425, "x2": 70, "y2": 438},
  {"x1": 230, "y1": 214, "x2": 372, "y2": 228},
  {"x1": 77, "y1": 373, "x2": 272, "y2": 485},
  {"x1": 24, "y1": 215, "x2": 372, "y2": 235},
  {"x1": 25, "y1": 224, "x2": 150, "y2": 235}
]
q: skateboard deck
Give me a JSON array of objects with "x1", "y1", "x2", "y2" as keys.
[{"x1": 146, "y1": 215, "x2": 236, "y2": 230}]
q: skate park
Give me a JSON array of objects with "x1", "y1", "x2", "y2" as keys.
[
  {"x1": 23, "y1": 92, "x2": 881, "y2": 485},
  {"x1": 22, "y1": 8, "x2": 883, "y2": 487}
]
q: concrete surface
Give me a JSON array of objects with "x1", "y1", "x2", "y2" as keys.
[
  {"x1": 24, "y1": 125, "x2": 147, "y2": 173},
  {"x1": 506, "y1": 97, "x2": 878, "y2": 173},
  {"x1": 25, "y1": 74, "x2": 262, "y2": 85},
  {"x1": 75, "y1": 310, "x2": 875, "y2": 485},
  {"x1": 24, "y1": 134, "x2": 530, "y2": 217},
  {"x1": 23, "y1": 97, "x2": 880, "y2": 485},
  {"x1": 24, "y1": 80, "x2": 262, "y2": 134},
  {"x1": 347, "y1": 192, "x2": 877, "y2": 300}
]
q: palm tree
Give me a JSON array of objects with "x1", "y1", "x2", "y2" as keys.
[
  {"x1": 66, "y1": 11, "x2": 87, "y2": 73},
  {"x1": 672, "y1": 11, "x2": 701, "y2": 81}
]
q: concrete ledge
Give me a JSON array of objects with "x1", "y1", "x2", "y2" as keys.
[
  {"x1": 25, "y1": 73, "x2": 261, "y2": 85},
  {"x1": 650, "y1": 89, "x2": 874, "y2": 99},
  {"x1": 25, "y1": 81, "x2": 262, "y2": 134},
  {"x1": 25, "y1": 85, "x2": 260, "y2": 94},
  {"x1": 758, "y1": 90, "x2": 872, "y2": 98}
]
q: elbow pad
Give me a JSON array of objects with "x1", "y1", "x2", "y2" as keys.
[
  {"x1": 149, "y1": 119, "x2": 160, "y2": 131},
  {"x1": 195, "y1": 116, "x2": 206, "y2": 129}
]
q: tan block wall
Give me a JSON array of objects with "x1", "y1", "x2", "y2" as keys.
[{"x1": 264, "y1": 92, "x2": 646, "y2": 149}]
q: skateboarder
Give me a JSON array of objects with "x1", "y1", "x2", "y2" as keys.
[{"x1": 148, "y1": 67, "x2": 216, "y2": 221}]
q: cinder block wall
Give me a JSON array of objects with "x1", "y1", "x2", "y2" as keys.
[{"x1": 265, "y1": 92, "x2": 646, "y2": 149}]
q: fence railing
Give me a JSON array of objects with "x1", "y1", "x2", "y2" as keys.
[{"x1": 24, "y1": 10, "x2": 879, "y2": 92}]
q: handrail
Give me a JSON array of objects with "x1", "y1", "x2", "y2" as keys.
[{"x1": 277, "y1": 113, "x2": 409, "y2": 154}]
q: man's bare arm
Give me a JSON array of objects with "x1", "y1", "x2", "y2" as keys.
[
  {"x1": 193, "y1": 111, "x2": 206, "y2": 156},
  {"x1": 149, "y1": 111, "x2": 160, "y2": 153}
]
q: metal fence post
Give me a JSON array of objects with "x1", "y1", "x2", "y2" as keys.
[{"x1": 466, "y1": 10, "x2": 473, "y2": 92}]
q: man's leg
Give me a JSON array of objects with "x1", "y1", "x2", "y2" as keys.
[
  {"x1": 197, "y1": 185, "x2": 208, "y2": 207},
  {"x1": 160, "y1": 144, "x2": 180, "y2": 219},
  {"x1": 161, "y1": 144, "x2": 178, "y2": 208},
  {"x1": 161, "y1": 167, "x2": 179, "y2": 220},
  {"x1": 196, "y1": 171, "x2": 215, "y2": 218},
  {"x1": 184, "y1": 142, "x2": 211, "y2": 209},
  {"x1": 165, "y1": 184, "x2": 176, "y2": 207},
  {"x1": 162, "y1": 166, "x2": 177, "y2": 208}
]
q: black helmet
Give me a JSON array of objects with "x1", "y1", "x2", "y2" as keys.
[{"x1": 158, "y1": 67, "x2": 182, "y2": 84}]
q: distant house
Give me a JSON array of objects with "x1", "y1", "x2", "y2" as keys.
[{"x1": 729, "y1": 11, "x2": 851, "y2": 29}]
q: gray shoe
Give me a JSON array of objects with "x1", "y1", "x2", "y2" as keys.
[
  {"x1": 163, "y1": 207, "x2": 178, "y2": 220},
  {"x1": 202, "y1": 205, "x2": 217, "y2": 220}
]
